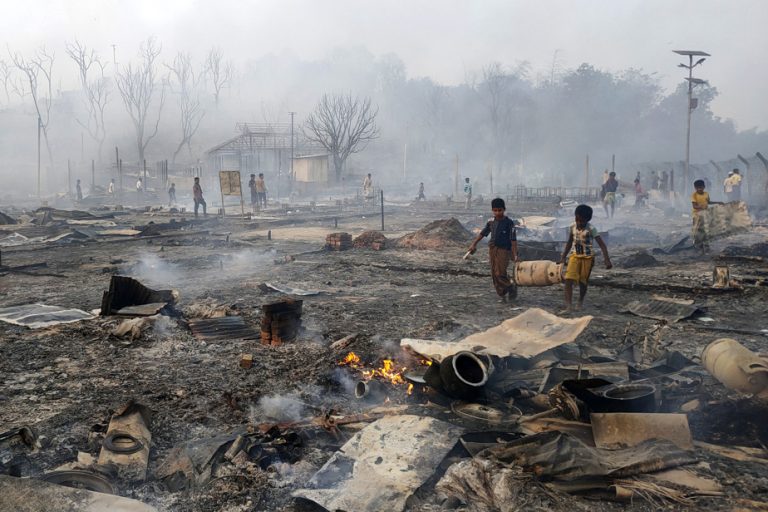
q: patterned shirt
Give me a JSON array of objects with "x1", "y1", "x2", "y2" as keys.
[
  {"x1": 570, "y1": 222, "x2": 599, "y2": 258},
  {"x1": 480, "y1": 216, "x2": 517, "y2": 250}
]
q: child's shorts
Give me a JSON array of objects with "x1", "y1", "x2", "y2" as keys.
[{"x1": 564, "y1": 255, "x2": 594, "y2": 284}]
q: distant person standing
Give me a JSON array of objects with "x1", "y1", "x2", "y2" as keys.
[
  {"x1": 107, "y1": 178, "x2": 115, "y2": 197},
  {"x1": 731, "y1": 169, "x2": 742, "y2": 201},
  {"x1": 660, "y1": 171, "x2": 669, "y2": 198},
  {"x1": 691, "y1": 179, "x2": 722, "y2": 253},
  {"x1": 76, "y1": 179, "x2": 83, "y2": 201},
  {"x1": 136, "y1": 178, "x2": 143, "y2": 200},
  {"x1": 417, "y1": 182, "x2": 426, "y2": 201},
  {"x1": 168, "y1": 183, "x2": 176, "y2": 206},
  {"x1": 362, "y1": 173, "x2": 373, "y2": 201},
  {"x1": 602, "y1": 171, "x2": 618, "y2": 218},
  {"x1": 255, "y1": 173, "x2": 267, "y2": 208},
  {"x1": 633, "y1": 178, "x2": 646, "y2": 208},
  {"x1": 248, "y1": 173, "x2": 258, "y2": 210},
  {"x1": 723, "y1": 171, "x2": 734, "y2": 201},
  {"x1": 193, "y1": 177, "x2": 207, "y2": 217},
  {"x1": 463, "y1": 177, "x2": 472, "y2": 209}
]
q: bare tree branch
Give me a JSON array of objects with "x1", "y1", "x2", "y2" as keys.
[
  {"x1": 0, "y1": 60, "x2": 12, "y2": 104},
  {"x1": 115, "y1": 37, "x2": 165, "y2": 164},
  {"x1": 66, "y1": 40, "x2": 109, "y2": 162},
  {"x1": 204, "y1": 47, "x2": 233, "y2": 106},
  {"x1": 8, "y1": 45, "x2": 55, "y2": 167},
  {"x1": 303, "y1": 93, "x2": 379, "y2": 180},
  {"x1": 166, "y1": 52, "x2": 205, "y2": 163}
]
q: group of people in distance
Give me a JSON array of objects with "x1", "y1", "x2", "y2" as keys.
[{"x1": 466, "y1": 166, "x2": 745, "y2": 315}]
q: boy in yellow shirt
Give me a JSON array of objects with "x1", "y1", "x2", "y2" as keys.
[
  {"x1": 559, "y1": 204, "x2": 612, "y2": 314},
  {"x1": 691, "y1": 179, "x2": 722, "y2": 253}
]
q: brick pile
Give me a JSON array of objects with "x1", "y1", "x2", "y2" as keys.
[
  {"x1": 325, "y1": 232, "x2": 352, "y2": 251},
  {"x1": 260, "y1": 299, "x2": 303, "y2": 346}
]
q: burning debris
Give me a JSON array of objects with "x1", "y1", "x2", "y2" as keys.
[{"x1": 337, "y1": 351, "x2": 415, "y2": 398}]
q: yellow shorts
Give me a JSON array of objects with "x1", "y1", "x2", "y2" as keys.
[{"x1": 564, "y1": 255, "x2": 594, "y2": 284}]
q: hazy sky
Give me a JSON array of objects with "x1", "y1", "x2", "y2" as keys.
[{"x1": 3, "y1": 0, "x2": 767, "y2": 130}]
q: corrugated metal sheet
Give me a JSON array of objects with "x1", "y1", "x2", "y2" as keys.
[
  {"x1": 620, "y1": 300, "x2": 702, "y2": 323},
  {"x1": 188, "y1": 316, "x2": 259, "y2": 341}
]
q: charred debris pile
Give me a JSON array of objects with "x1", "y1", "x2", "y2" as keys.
[{"x1": 2, "y1": 206, "x2": 768, "y2": 511}]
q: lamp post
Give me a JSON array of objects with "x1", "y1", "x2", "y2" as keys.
[
  {"x1": 288, "y1": 111, "x2": 296, "y2": 198},
  {"x1": 673, "y1": 50, "x2": 710, "y2": 189}
]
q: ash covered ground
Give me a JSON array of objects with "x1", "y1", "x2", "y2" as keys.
[{"x1": 1, "y1": 197, "x2": 768, "y2": 512}]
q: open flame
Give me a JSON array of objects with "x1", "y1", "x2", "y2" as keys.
[
  {"x1": 362, "y1": 359, "x2": 407, "y2": 386},
  {"x1": 339, "y1": 351, "x2": 361, "y2": 367},
  {"x1": 337, "y1": 353, "x2": 430, "y2": 396}
]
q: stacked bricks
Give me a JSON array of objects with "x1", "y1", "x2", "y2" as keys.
[
  {"x1": 260, "y1": 299, "x2": 303, "y2": 346},
  {"x1": 325, "y1": 232, "x2": 353, "y2": 251}
]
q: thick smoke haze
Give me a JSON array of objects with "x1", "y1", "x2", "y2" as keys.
[{"x1": 0, "y1": 0, "x2": 766, "y2": 198}]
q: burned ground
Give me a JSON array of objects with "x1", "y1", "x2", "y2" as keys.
[{"x1": 1, "y1": 201, "x2": 768, "y2": 511}]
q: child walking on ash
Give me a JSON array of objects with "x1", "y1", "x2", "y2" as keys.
[
  {"x1": 467, "y1": 198, "x2": 519, "y2": 302},
  {"x1": 559, "y1": 204, "x2": 612, "y2": 314}
]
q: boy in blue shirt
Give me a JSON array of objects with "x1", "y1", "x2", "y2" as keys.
[{"x1": 468, "y1": 198, "x2": 518, "y2": 302}]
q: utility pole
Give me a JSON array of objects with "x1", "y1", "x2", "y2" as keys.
[
  {"x1": 673, "y1": 50, "x2": 710, "y2": 190},
  {"x1": 288, "y1": 111, "x2": 296, "y2": 189},
  {"x1": 37, "y1": 116, "x2": 41, "y2": 199},
  {"x1": 584, "y1": 154, "x2": 590, "y2": 189},
  {"x1": 403, "y1": 143, "x2": 407, "y2": 179},
  {"x1": 111, "y1": 44, "x2": 117, "y2": 73}
]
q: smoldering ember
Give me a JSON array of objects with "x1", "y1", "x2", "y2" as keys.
[{"x1": 2, "y1": 3, "x2": 768, "y2": 512}]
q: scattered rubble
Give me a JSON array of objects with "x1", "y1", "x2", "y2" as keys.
[
  {"x1": 0, "y1": 303, "x2": 94, "y2": 328},
  {"x1": 294, "y1": 415, "x2": 462, "y2": 512},
  {"x1": 619, "y1": 250, "x2": 660, "y2": 268},
  {"x1": 0, "y1": 474, "x2": 158, "y2": 512},
  {"x1": 352, "y1": 229, "x2": 388, "y2": 249},
  {"x1": 2, "y1": 196, "x2": 768, "y2": 512},
  {"x1": 396, "y1": 217, "x2": 472, "y2": 249}
]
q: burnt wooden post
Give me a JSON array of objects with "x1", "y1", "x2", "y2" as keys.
[
  {"x1": 380, "y1": 190, "x2": 384, "y2": 231},
  {"x1": 737, "y1": 154, "x2": 750, "y2": 199}
]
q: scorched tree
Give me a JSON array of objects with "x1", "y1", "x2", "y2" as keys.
[{"x1": 303, "y1": 93, "x2": 379, "y2": 181}]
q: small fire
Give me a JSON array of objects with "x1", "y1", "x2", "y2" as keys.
[
  {"x1": 337, "y1": 353, "x2": 432, "y2": 396},
  {"x1": 339, "y1": 351, "x2": 361, "y2": 367},
  {"x1": 362, "y1": 359, "x2": 407, "y2": 386}
]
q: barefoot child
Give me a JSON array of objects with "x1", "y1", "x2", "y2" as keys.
[
  {"x1": 559, "y1": 204, "x2": 612, "y2": 313},
  {"x1": 468, "y1": 198, "x2": 519, "y2": 302}
]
